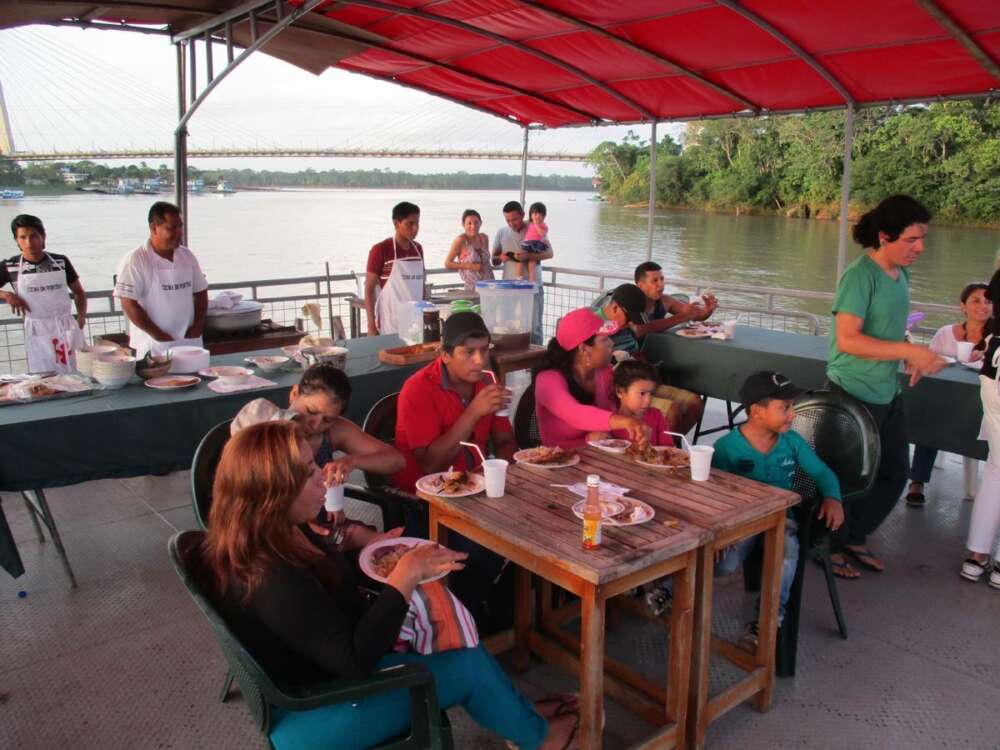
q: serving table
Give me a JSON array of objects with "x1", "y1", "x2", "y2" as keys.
[
  {"x1": 0, "y1": 335, "x2": 422, "y2": 585},
  {"x1": 419, "y1": 446, "x2": 799, "y2": 749}
]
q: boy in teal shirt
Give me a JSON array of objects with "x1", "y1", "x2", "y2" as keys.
[{"x1": 712, "y1": 371, "x2": 845, "y2": 648}]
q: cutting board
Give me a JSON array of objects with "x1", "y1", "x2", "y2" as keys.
[{"x1": 378, "y1": 341, "x2": 441, "y2": 365}]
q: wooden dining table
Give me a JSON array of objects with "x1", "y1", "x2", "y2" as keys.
[{"x1": 418, "y1": 446, "x2": 799, "y2": 749}]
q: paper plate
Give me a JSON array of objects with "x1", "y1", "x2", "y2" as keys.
[
  {"x1": 603, "y1": 498, "x2": 655, "y2": 526},
  {"x1": 415, "y1": 471, "x2": 486, "y2": 498},
  {"x1": 514, "y1": 447, "x2": 581, "y2": 469},
  {"x1": 587, "y1": 438, "x2": 631, "y2": 454},
  {"x1": 358, "y1": 537, "x2": 447, "y2": 584},
  {"x1": 144, "y1": 375, "x2": 201, "y2": 390},
  {"x1": 571, "y1": 498, "x2": 626, "y2": 520},
  {"x1": 634, "y1": 446, "x2": 690, "y2": 470}
]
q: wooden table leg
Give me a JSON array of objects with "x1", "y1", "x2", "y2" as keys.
[
  {"x1": 514, "y1": 565, "x2": 532, "y2": 672},
  {"x1": 428, "y1": 506, "x2": 450, "y2": 547},
  {"x1": 579, "y1": 584, "x2": 606, "y2": 750},
  {"x1": 667, "y1": 549, "x2": 695, "y2": 749},
  {"x1": 686, "y1": 543, "x2": 714, "y2": 750},
  {"x1": 752, "y1": 513, "x2": 785, "y2": 713}
]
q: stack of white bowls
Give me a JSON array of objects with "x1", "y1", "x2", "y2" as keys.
[
  {"x1": 169, "y1": 346, "x2": 211, "y2": 374},
  {"x1": 76, "y1": 344, "x2": 119, "y2": 377},
  {"x1": 92, "y1": 354, "x2": 137, "y2": 389}
]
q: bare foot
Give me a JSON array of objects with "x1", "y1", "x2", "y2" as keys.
[
  {"x1": 534, "y1": 693, "x2": 579, "y2": 719},
  {"x1": 844, "y1": 545, "x2": 885, "y2": 572},
  {"x1": 830, "y1": 553, "x2": 861, "y2": 579},
  {"x1": 538, "y1": 712, "x2": 579, "y2": 750}
]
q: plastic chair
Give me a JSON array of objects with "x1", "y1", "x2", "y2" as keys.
[
  {"x1": 191, "y1": 420, "x2": 233, "y2": 530},
  {"x1": 361, "y1": 392, "x2": 418, "y2": 531},
  {"x1": 168, "y1": 531, "x2": 452, "y2": 750},
  {"x1": 512, "y1": 382, "x2": 540, "y2": 449},
  {"x1": 744, "y1": 390, "x2": 880, "y2": 676}
]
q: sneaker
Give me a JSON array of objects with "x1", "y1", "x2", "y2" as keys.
[
  {"x1": 738, "y1": 621, "x2": 759, "y2": 653},
  {"x1": 960, "y1": 557, "x2": 991, "y2": 582},
  {"x1": 645, "y1": 585, "x2": 672, "y2": 617},
  {"x1": 990, "y1": 565, "x2": 1000, "y2": 590}
]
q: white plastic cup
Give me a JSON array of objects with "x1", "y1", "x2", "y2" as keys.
[
  {"x1": 723, "y1": 321, "x2": 737, "y2": 339},
  {"x1": 956, "y1": 341, "x2": 974, "y2": 363},
  {"x1": 482, "y1": 458, "x2": 509, "y2": 498},
  {"x1": 689, "y1": 446, "x2": 714, "y2": 482},
  {"x1": 324, "y1": 483, "x2": 345, "y2": 512}
]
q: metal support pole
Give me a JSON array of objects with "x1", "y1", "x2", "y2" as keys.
[
  {"x1": 519, "y1": 126, "x2": 529, "y2": 208},
  {"x1": 836, "y1": 103, "x2": 855, "y2": 282},
  {"x1": 175, "y1": 43, "x2": 189, "y2": 244},
  {"x1": 646, "y1": 120, "x2": 658, "y2": 262}
]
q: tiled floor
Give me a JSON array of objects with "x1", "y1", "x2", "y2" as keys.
[{"x1": 2, "y1": 401, "x2": 1000, "y2": 749}]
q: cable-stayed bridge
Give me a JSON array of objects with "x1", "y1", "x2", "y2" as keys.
[{"x1": 5, "y1": 147, "x2": 589, "y2": 162}]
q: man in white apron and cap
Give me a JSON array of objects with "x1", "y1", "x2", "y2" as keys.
[
  {"x1": 0, "y1": 214, "x2": 87, "y2": 373},
  {"x1": 114, "y1": 202, "x2": 208, "y2": 358},
  {"x1": 364, "y1": 201, "x2": 425, "y2": 336}
]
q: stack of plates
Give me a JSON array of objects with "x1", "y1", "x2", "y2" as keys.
[{"x1": 92, "y1": 354, "x2": 136, "y2": 389}]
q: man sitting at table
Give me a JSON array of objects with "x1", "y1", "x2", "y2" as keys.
[
  {"x1": 631, "y1": 261, "x2": 718, "y2": 338},
  {"x1": 393, "y1": 311, "x2": 516, "y2": 627}
]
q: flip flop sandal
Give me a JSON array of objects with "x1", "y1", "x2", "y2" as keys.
[
  {"x1": 507, "y1": 713, "x2": 580, "y2": 750},
  {"x1": 534, "y1": 693, "x2": 580, "y2": 718},
  {"x1": 960, "y1": 557, "x2": 991, "y2": 582},
  {"x1": 829, "y1": 557, "x2": 860, "y2": 579},
  {"x1": 844, "y1": 547, "x2": 884, "y2": 572},
  {"x1": 905, "y1": 491, "x2": 926, "y2": 507}
]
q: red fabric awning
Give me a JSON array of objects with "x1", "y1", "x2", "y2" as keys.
[{"x1": 3, "y1": 0, "x2": 998, "y2": 127}]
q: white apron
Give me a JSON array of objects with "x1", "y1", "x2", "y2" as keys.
[
  {"x1": 373, "y1": 238, "x2": 425, "y2": 335},
  {"x1": 128, "y1": 255, "x2": 203, "y2": 358},
  {"x1": 18, "y1": 255, "x2": 85, "y2": 373}
]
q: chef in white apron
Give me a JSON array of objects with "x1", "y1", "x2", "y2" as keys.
[
  {"x1": 373, "y1": 236, "x2": 425, "y2": 335},
  {"x1": 114, "y1": 203, "x2": 209, "y2": 359},
  {"x1": 2, "y1": 215, "x2": 88, "y2": 373},
  {"x1": 18, "y1": 255, "x2": 86, "y2": 372}
]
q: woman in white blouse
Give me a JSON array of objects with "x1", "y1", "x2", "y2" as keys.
[{"x1": 905, "y1": 282, "x2": 991, "y2": 506}]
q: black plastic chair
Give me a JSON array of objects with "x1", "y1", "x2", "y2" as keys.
[
  {"x1": 513, "y1": 382, "x2": 540, "y2": 449},
  {"x1": 361, "y1": 392, "x2": 418, "y2": 531},
  {"x1": 168, "y1": 531, "x2": 452, "y2": 750},
  {"x1": 191, "y1": 420, "x2": 232, "y2": 530},
  {"x1": 744, "y1": 390, "x2": 880, "y2": 676}
]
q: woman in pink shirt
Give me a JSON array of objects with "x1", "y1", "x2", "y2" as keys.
[{"x1": 534, "y1": 308, "x2": 645, "y2": 448}]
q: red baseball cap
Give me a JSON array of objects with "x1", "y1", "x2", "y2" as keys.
[{"x1": 556, "y1": 308, "x2": 619, "y2": 350}]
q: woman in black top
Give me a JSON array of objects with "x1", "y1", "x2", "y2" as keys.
[
  {"x1": 961, "y1": 270, "x2": 1000, "y2": 586},
  {"x1": 201, "y1": 422, "x2": 578, "y2": 750}
]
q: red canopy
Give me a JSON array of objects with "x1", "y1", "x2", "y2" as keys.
[{"x1": 3, "y1": 1, "x2": 999, "y2": 127}]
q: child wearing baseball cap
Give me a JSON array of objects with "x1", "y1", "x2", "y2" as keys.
[{"x1": 712, "y1": 370, "x2": 845, "y2": 649}]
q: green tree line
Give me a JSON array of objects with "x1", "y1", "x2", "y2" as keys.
[
  {"x1": 0, "y1": 159, "x2": 594, "y2": 192},
  {"x1": 588, "y1": 100, "x2": 1000, "y2": 225}
]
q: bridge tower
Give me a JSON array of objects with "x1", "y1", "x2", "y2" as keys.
[{"x1": 0, "y1": 80, "x2": 14, "y2": 156}]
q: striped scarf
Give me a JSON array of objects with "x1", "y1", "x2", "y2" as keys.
[{"x1": 395, "y1": 580, "x2": 479, "y2": 654}]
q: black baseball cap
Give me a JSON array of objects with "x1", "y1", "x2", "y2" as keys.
[
  {"x1": 442, "y1": 311, "x2": 490, "y2": 348},
  {"x1": 739, "y1": 371, "x2": 806, "y2": 407},
  {"x1": 610, "y1": 283, "x2": 646, "y2": 323}
]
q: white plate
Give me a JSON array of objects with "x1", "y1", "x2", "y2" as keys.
[
  {"x1": 144, "y1": 375, "x2": 201, "y2": 390},
  {"x1": 604, "y1": 498, "x2": 656, "y2": 526},
  {"x1": 961, "y1": 359, "x2": 983, "y2": 371},
  {"x1": 198, "y1": 366, "x2": 253, "y2": 378},
  {"x1": 587, "y1": 438, "x2": 631, "y2": 454},
  {"x1": 674, "y1": 328, "x2": 714, "y2": 339},
  {"x1": 571, "y1": 498, "x2": 627, "y2": 520},
  {"x1": 939, "y1": 355, "x2": 957, "y2": 364},
  {"x1": 634, "y1": 446, "x2": 691, "y2": 470},
  {"x1": 415, "y1": 471, "x2": 486, "y2": 498},
  {"x1": 514, "y1": 447, "x2": 581, "y2": 469},
  {"x1": 359, "y1": 537, "x2": 446, "y2": 584}
]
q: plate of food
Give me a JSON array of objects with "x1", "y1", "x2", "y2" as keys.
[
  {"x1": 604, "y1": 498, "x2": 655, "y2": 526},
  {"x1": 627, "y1": 440, "x2": 690, "y2": 470},
  {"x1": 359, "y1": 537, "x2": 447, "y2": 584},
  {"x1": 415, "y1": 469, "x2": 485, "y2": 497},
  {"x1": 513, "y1": 446, "x2": 580, "y2": 469},
  {"x1": 144, "y1": 375, "x2": 201, "y2": 390},
  {"x1": 587, "y1": 438, "x2": 631, "y2": 454},
  {"x1": 571, "y1": 497, "x2": 627, "y2": 521},
  {"x1": 675, "y1": 322, "x2": 724, "y2": 339}
]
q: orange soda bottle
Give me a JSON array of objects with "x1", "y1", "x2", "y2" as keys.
[{"x1": 582, "y1": 474, "x2": 602, "y2": 550}]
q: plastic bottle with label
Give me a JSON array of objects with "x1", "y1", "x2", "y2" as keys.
[{"x1": 582, "y1": 474, "x2": 602, "y2": 550}]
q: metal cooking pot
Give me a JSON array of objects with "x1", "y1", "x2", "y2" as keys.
[{"x1": 204, "y1": 300, "x2": 264, "y2": 333}]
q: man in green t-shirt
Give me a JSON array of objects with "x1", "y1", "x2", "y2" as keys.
[{"x1": 826, "y1": 195, "x2": 945, "y2": 579}]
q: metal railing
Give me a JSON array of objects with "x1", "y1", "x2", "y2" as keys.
[{"x1": 0, "y1": 265, "x2": 961, "y2": 373}]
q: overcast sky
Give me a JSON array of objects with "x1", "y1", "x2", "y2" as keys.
[{"x1": 0, "y1": 25, "x2": 684, "y2": 176}]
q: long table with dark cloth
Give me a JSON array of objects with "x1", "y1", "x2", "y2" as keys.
[
  {"x1": 0, "y1": 335, "x2": 421, "y2": 581},
  {"x1": 642, "y1": 326, "x2": 987, "y2": 461}
]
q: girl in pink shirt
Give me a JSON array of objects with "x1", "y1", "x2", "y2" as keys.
[
  {"x1": 604, "y1": 360, "x2": 672, "y2": 446},
  {"x1": 517, "y1": 201, "x2": 548, "y2": 283}
]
